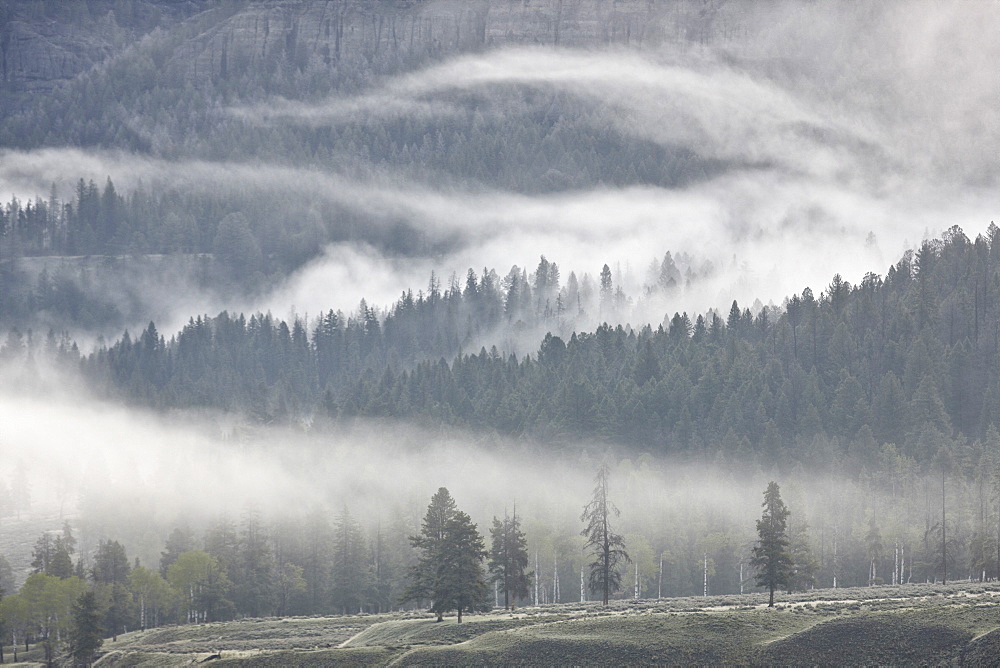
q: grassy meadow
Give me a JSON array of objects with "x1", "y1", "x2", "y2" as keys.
[{"x1": 52, "y1": 582, "x2": 1000, "y2": 666}]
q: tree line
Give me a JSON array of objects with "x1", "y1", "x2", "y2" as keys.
[
  {"x1": 30, "y1": 223, "x2": 1000, "y2": 472},
  {"x1": 0, "y1": 468, "x2": 680, "y2": 661},
  {"x1": 4, "y1": 451, "x2": 997, "y2": 663},
  {"x1": 0, "y1": 464, "x2": 934, "y2": 666}
]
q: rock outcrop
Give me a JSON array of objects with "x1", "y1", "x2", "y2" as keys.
[
  {"x1": 1, "y1": 0, "x2": 733, "y2": 96},
  {"x1": 174, "y1": 0, "x2": 729, "y2": 85},
  {"x1": 0, "y1": 0, "x2": 208, "y2": 95}
]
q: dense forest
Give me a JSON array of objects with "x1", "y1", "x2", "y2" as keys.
[{"x1": 21, "y1": 224, "x2": 993, "y2": 473}]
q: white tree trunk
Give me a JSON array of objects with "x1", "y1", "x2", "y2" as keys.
[
  {"x1": 833, "y1": 526, "x2": 838, "y2": 588},
  {"x1": 658, "y1": 556, "x2": 663, "y2": 599},
  {"x1": 703, "y1": 554, "x2": 708, "y2": 597},
  {"x1": 553, "y1": 555, "x2": 560, "y2": 603},
  {"x1": 580, "y1": 565, "x2": 585, "y2": 602},
  {"x1": 534, "y1": 552, "x2": 539, "y2": 606}
]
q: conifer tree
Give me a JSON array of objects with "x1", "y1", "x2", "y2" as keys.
[
  {"x1": 402, "y1": 487, "x2": 457, "y2": 620},
  {"x1": 331, "y1": 506, "x2": 368, "y2": 614},
  {"x1": 488, "y1": 506, "x2": 531, "y2": 610},
  {"x1": 403, "y1": 488, "x2": 488, "y2": 622},
  {"x1": 91, "y1": 539, "x2": 131, "y2": 640},
  {"x1": 581, "y1": 464, "x2": 631, "y2": 605},
  {"x1": 436, "y1": 510, "x2": 489, "y2": 623},
  {"x1": 751, "y1": 481, "x2": 793, "y2": 607},
  {"x1": 69, "y1": 590, "x2": 103, "y2": 667}
]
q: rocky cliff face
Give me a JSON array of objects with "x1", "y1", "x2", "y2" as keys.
[
  {"x1": 1, "y1": 0, "x2": 731, "y2": 97},
  {"x1": 0, "y1": 18, "x2": 112, "y2": 92},
  {"x1": 174, "y1": 0, "x2": 728, "y2": 85},
  {"x1": 0, "y1": 0, "x2": 208, "y2": 95}
]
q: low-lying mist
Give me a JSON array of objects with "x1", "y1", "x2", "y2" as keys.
[{"x1": 0, "y1": 360, "x2": 786, "y2": 583}]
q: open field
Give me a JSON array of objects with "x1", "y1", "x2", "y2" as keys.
[{"x1": 51, "y1": 582, "x2": 999, "y2": 666}]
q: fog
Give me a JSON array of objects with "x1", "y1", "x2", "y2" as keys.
[
  {"x1": 2, "y1": 0, "x2": 999, "y2": 595},
  {"x1": 0, "y1": 361, "x2": 772, "y2": 582},
  {"x1": 5, "y1": 2, "x2": 999, "y2": 340}
]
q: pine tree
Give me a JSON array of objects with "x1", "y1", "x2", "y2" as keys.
[
  {"x1": 403, "y1": 488, "x2": 488, "y2": 622},
  {"x1": 581, "y1": 464, "x2": 631, "y2": 605},
  {"x1": 331, "y1": 506, "x2": 368, "y2": 614},
  {"x1": 751, "y1": 481, "x2": 793, "y2": 607},
  {"x1": 160, "y1": 526, "x2": 195, "y2": 576},
  {"x1": 488, "y1": 506, "x2": 531, "y2": 610},
  {"x1": 91, "y1": 539, "x2": 131, "y2": 640},
  {"x1": 436, "y1": 510, "x2": 489, "y2": 623},
  {"x1": 69, "y1": 590, "x2": 103, "y2": 667},
  {"x1": 402, "y1": 488, "x2": 457, "y2": 620},
  {"x1": 233, "y1": 507, "x2": 274, "y2": 617}
]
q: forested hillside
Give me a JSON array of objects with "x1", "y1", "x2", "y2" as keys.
[
  {"x1": 46, "y1": 224, "x2": 998, "y2": 472},
  {"x1": 0, "y1": 0, "x2": 785, "y2": 335},
  {"x1": 3, "y1": 2, "x2": 1000, "y2": 663}
]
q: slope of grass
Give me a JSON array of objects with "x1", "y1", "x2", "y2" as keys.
[
  {"x1": 758, "y1": 613, "x2": 972, "y2": 666},
  {"x1": 91, "y1": 584, "x2": 1000, "y2": 667},
  {"x1": 391, "y1": 610, "x2": 821, "y2": 666},
  {"x1": 344, "y1": 613, "x2": 576, "y2": 648}
]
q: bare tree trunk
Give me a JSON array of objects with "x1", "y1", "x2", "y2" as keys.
[
  {"x1": 833, "y1": 525, "x2": 838, "y2": 588},
  {"x1": 553, "y1": 555, "x2": 559, "y2": 603},
  {"x1": 942, "y1": 471, "x2": 948, "y2": 585},
  {"x1": 658, "y1": 556, "x2": 663, "y2": 599}
]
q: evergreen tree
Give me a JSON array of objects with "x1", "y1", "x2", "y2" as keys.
[
  {"x1": 488, "y1": 506, "x2": 531, "y2": 610},
  {"x1": 330, "y1": 507, "x2": 368, "y2": 614},
  {"x1": 91, "y1": 539, "x2": 131, "y2": 640},
  {"x1": 751, "y1": 481, "x2": 793, "y2": 607},
  {"x1": 232, "y1": 507, "x2": 274, "y2": 617},
  {"x1": 69, "y1": 590, "x2": 103, "y2": 667},
  {"x1": 581, "y1": 464, "x2": 631, "y2": 605},
  {"x1": 435, "y1": 510, "x2": 490, "y2": 623},
  {"x1": 402, "y1": 487, "x2": 457, "y2": 620},
  {"x1": 787, "y1": 520, "x2": 818, "y2": 592},
  {"x1": 403, "y1": 488, "x2": 488, "y2": 622},
  {"x1": 160, "y1": 526, "x2": 195, "y2": 577},
  {"x1": 0, "y1": 554, "x2": 13, "y2": 598}
]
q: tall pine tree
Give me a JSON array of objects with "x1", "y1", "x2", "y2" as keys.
[
  {"x1": 488, "y1": 506, "x2": 531, "y2": 610},
  {"x1": 751, "y1": 481, "x2": 793, "y2": 607},
  {"x1": 581, "y1": 464, "x2": 631, "y2": 605}
]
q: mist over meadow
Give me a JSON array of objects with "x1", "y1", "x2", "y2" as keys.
[{"x1": 1, "y1": 0, "x2": 1000, "y2": 632}]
